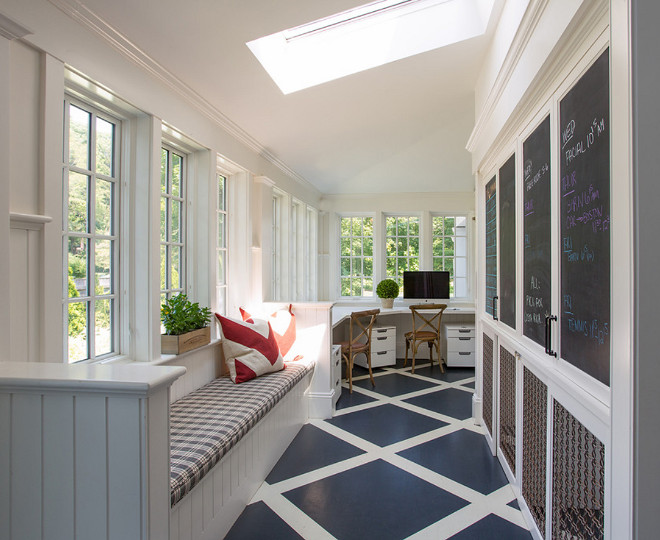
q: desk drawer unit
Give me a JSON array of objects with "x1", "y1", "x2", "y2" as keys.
[
  {"x1": 355, "y1": 325, "x2": 397, "y2": 368},
  {"x1": 445, "y1": 324, "x2": 475, "y2": 367},
  {"x1": 332, "y1": 344, "x2": 342, "y2": 407}
]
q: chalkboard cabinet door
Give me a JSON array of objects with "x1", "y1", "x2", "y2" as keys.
[{"x1": 481, "y1": 48, "x2": 610, "y2": 388}]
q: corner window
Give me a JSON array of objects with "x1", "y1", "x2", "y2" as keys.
[
  {"x1": 340, "y1": 216, "x2": 374, "y2": 297},
  {"x1": 160, "y1": 145, "x2": 186, "y2": 303},
  {"x1": 63, "y1": 98, "x2": 120, "y2": 362}
]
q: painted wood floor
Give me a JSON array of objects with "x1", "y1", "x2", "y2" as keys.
[{"x1": 225, "y1": 360, "x2": 532, "y2": 540}]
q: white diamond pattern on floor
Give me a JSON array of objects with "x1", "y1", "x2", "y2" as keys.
[{"x1": 225, "y1": 360, "x2": 532, "y2": 540}]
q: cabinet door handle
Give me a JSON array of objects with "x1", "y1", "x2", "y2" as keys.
[
  {"x1": 545, "y1": 315, "x2": 557, "y2": 357},
  {"x1": 493, "y1": 296, "x2": 499, "y2": 321}
]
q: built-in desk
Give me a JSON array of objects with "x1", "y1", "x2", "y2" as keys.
[{"x1": 331, "y1": 303, "x2": 475, "y2": 364}]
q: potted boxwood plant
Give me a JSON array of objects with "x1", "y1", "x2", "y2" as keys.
[
  {"x1": 376, "y1": 278, "x2": 399, "y2": 309},
  {"x1": 161, "y1": 294, "x2": 212, "y2": 354}
]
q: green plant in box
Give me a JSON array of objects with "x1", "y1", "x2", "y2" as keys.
[
  {"x1": 376, "y1": 279, "x2": 399, "y2": 299},
  {"x1": 161, "y1": 294, "x2": 211, "y2": 335}
]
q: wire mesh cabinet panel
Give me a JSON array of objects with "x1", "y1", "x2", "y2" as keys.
[
  {"x1": 522, "y1": 367, "x2": 548, "y2": 537},
  {"x1": 552, "y1": 400, "x2": 605, "y2": 539},
  {"x1": 498, "y1": 344, "x2": 516, "y2": 476},
  {"x1": 482, "y1": 331, "x2": 495, "y2": 439}
]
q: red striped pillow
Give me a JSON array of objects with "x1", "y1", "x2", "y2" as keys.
[
  {"x1": 240, "y1": 304, "x2": 297, "y2": 358},
  {"x1": 216, "y1": 314, "x2": 284, "y2": 383}
]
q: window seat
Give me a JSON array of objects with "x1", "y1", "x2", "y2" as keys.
[{"x1": 169, "y1": 362, "x2": 313, "y2": 507}]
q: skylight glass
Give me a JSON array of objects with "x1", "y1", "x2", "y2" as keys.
[{"x1": 247, "y1": 0, "x2": 495, "y2": 94}]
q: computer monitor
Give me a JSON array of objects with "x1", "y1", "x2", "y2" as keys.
[{"x1": 403, "y1": 271, "x2": 450, "y2": 301}]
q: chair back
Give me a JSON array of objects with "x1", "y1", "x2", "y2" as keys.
[
  {"x1": 348, "y1": 309, "x2": 380, "y2": 348},
  {"x1": 409, "y1": 303, "x2": 447, "y2": 336}
]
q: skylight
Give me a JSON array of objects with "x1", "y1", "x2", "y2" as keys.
[{"x1": 247, "y1": 0, "x2": 495, "y2": 94}]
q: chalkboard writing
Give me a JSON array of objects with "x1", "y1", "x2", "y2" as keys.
[
  {"x1": 499, "y1": 154, "x2": 516, "y2": 329},
  {"x1": 523, "y1": 116, "x2": 551, "y2": 346},
  {"x1": 559, "y1": 49, "x2": 610, "y2": 386},
  {"x1": 485, "y1": 177, "x2": 497, "y2": 317}
]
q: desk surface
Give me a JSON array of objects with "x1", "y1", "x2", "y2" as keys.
[{"x1": 331, "y1": 304, "x2": 475, "y2": 328}]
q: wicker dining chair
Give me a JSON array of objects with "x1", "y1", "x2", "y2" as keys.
[
  {"x1": 338, "y1": 308, "x2": 380, "y2": 393},
  {"x1": 404, "y1": 303, "x2": 447, "y2": 374}
]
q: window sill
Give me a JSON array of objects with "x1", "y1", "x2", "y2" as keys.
[{"x1": 149, "y1": 338, "x2": 222, "y2": 367}]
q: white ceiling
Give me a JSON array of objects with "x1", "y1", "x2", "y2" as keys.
[{"x1": 77, "y1": 0, "x2": 502, "y2": 195}]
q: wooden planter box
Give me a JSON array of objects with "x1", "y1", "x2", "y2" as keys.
[{"x1": 161, "y1": 326, "x2": 211, "y2": 355}]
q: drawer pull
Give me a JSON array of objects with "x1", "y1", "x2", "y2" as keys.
[
  {"x1": 459, "y1": 352, "x2": 471, "y2": 356},
  {"x1": 377, "y1": 337, "x2": 387, "y2": 340},
  {"x1": 377, "y1": 351, "x2": 387, "y2": 355},
  {"x1": 458, "y1": 329, "x2": 471, "y2": 333},
  {"x1": 375, "y1": 329, "x2": 387, "y2": 333},
  {"x1": 458, "y1": 337, "x2": 471, "y2": 341}
]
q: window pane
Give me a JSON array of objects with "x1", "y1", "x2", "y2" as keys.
[
  {"x1": 432, "y1": 236, "x2": 442, "y2": 256},
  {"x1": 433, "y1": 258, "x2": 442, "y2": 271},
  {"x1": 341, "y1": 257, "x2": 350, "y2": 276},
  {"x1": 95, "y1": 117, "x2": 114, "y2": 176},
  {"x1": 69, "y1": 104, "x2": 90, "y2": 169},
  {"x1": 397, "y1": 218, "x2": 407, "y2": 237},
  {"x1": 386, "y1": 216, "x2": 396, "y2": 236},
  {"x1": 95, "y1": 178, "x2": 112, "y2": 235},
  {"x1": 217, "y1": 251, "x2": 226, "y2": 285},
  {"x1": 171, "y1": 200, "x2": 181, "y2": 243},
  {"x1": 68, "y1": 237, "x2": 88, "y2": 297},
  {"x1": 340, "y1": 218, "x2": 350, "y2": 236},
  {"x1": 396, "y1": 238, "x2": 406, "y2": 256},
  {"x1": 445, "y1": 217, "x2": 455, "y2": 235},
  {"x1": 455, "y1": 215, "x2": 467, "y2": 235},
  {"x1": 363, "y1": 217, "x2": 373, "y2": 235},
  {"x1": 341, "y1": 278, "x2": 351, "y2": 296},
  {"x1": 433, "y1": 216, "x2": 444, "y2": 236},
  {"x1": 398, "y1": 257, "x2": 407, "y2": 271},
  {"x1": 216, "y1": 286, "x2": 226, "y2": 316},
  {"x1": 68, "y1": 172, "x2": 89, "y2": 233},
  {"x1": 352, "y1": 257, "x2": 362, "y2": 275},
  {"x1": 218, "y1": 176, "x2": 226, "y2": 210},
  {"x1": 351, "y1": 218, "x2": 362, "y2": 237},
  {"x1": 340, "y1": 238, "x2": 350, "y2": 256},
  {"x1": 385, "y1": 237, "x2": 396, "y2": 256},
  {"x1": 161, "y1": 148, "x2": 168, "y2": 192},
  {"x1": 455, "y1": 236, "x2": 467, "y2": 257},
  {"x1": 95, "y1": 239, "x2": 112, "y2": 295},
  {"x1": 160, "y1": 244, "x2": 167, "y2": 290},
  {"x1": 160, "y1": 197, "x2": 167, "y2": 242},
  {"x1": 351, "y1": 238, "x2": 363, "y2": 256},
  {"x1": 364, "y1": 278, "x2": 373, "y2": 295},
  {"x1": 95, "y1": 298, "x2": 112, "y2": 356},
  {"x1": 409, "y1": 237, "x2": 419, "y2": 256},
  {"x1": 444, "y1": 257, "x2": 454, "y2": 275},
  {"x1": 455, "y1": 277, "x2": 467, "y2": 297},
  {"x1": 455, "y1": 257, "x2": 467, "y2": 277},
  {"x1": 363, "y1": 237, "x2": 373, "y2": 256},
  {"x1": 386, "y1": 257, "x2": 396, "y2": 275},
  {"x1": 409, "y1": 217, "x2": 419, "y2": 236},
  {"x1": 444, "y1": 237, "x2": 455, "y2": 256},
  {"x1": 68, "y1": 301, "x2": 88, "y2": 363},
  {"x1": 171, "y1": 246, "x2": 181, "y2": 289},
  {"x1": 351, "y1": 278, "x2": 362, "y2": 296},
  {"x1": 217, "y1": 214, "x2": 225, "y2": 248},
  {"x1": 364, "y1": 257, "x2": 373, "y2": 276},
  {"x1": 172, "y1": 153, "x2": 182, "y2": 197}
]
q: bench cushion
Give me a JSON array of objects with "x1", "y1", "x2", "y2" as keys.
[{"x1": 169, "y1": 362, "x2": 313, "y2": 506}]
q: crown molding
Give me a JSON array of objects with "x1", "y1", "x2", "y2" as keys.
[
  {"x1": 0, "y1": 11, "x2": 32, "y2": 40},
  {"x1": 466, "y1": 0, "x2": 549, "y2": 153},
  {"x1": 473, "y1": 0, "x2": 608, "y2": 177},
  {"x1": 46, "y1": 0, "x2": 318, "y2": 193}
]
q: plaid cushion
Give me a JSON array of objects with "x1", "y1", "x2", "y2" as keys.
[{"x1": 169, "y1": 362, "x2": 313, "y2": 506}]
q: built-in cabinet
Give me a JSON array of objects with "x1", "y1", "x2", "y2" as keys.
[{"x1": 476, "y1": 29, "x2": 612, "y2": 539}]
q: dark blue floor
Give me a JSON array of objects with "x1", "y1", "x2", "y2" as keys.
[{"x1": 225, "y1": 363, "x2": 531, "y2": 540}]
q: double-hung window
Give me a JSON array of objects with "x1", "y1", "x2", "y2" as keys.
[
  {"x1": 340, "y1": 216, "x2": 374, "y2": 297},
  {"x1": 432, "y1": 215, "x2": 468, "y2": 297},
  {"x1": 63, "y1": 98, "x2": 120, "y2": 363},
  {"x1": 385, "y1": 215, "x2": 420, "y2": 293},
  {"x1": 216, "y1": 173, "x2": 228, "y2": 314},
  {"x1": 160, "y1": 146, "x2": 186, "y2": 303}
]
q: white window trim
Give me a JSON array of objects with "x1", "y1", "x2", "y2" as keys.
[{"x1": 337, "y1": 213, "x2": 377, "y2": 298}]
